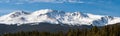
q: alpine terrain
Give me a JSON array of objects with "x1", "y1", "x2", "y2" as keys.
[{"x1": 0, "y1": 9, "x2": 120, "y2": 26}]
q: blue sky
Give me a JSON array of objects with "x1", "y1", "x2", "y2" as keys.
[{"x1": 0, "y1": 0, "x2": 120, "y2": 17}]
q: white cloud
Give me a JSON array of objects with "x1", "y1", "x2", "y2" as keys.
[
  {"x1": 67, "y1": 0, "x2": 85, "y2": 3},
  {"x1": 28, "y1": 0, "x2": 63, "y2": 3},
  {"x1": 33, "y1": 0, "x2": 55, "y2": 2},
  {"x1": 15, "y1": 2, "x2": 24, "y2": 5},
  {"x1": 0, "y1": 0, "x2": 85, "y2": 4}
]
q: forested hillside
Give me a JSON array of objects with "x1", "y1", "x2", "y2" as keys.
[{"x1": 1, "y1": 23, "x2": 120, "y2": 36}]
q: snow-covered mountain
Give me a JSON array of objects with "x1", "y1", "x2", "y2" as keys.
[{"x1": 0, "y1": 9, "x2": 120, "y2": 26}]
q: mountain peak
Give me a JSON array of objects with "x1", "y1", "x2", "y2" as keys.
[
  {"x1": 32, "y1": 9, "x2": 54, "y2": 15},
  {"x1": 8, "y1": 11, "x2": 29, "y2": 18},
  {"x1": 72, "y1": 12, "x2": 88, "y2": 17}
]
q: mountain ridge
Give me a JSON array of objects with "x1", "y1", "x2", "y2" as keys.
[{"x1": 0, "y1": 9, "x2": 120, "y2": 26}]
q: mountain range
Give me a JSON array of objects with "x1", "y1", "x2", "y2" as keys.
[{"x1": 0, "y1": 9, "x2": 120, "y2": 26}]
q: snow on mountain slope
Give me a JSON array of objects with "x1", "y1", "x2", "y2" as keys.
[
  {"x1": 0, "y1": 9, "x2": 120, "y2": 26},
  {"x1": 0, "y1": 11, "x2": 30, "y2": 25}
]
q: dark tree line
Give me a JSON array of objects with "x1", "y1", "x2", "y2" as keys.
[{"x1": 1, "y1": 23, "x2": 120, "y2": 36}]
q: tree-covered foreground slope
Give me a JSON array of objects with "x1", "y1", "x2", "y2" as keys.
[{"x1": 1, "y1": 23, "x2": 120, "y2": 36}]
